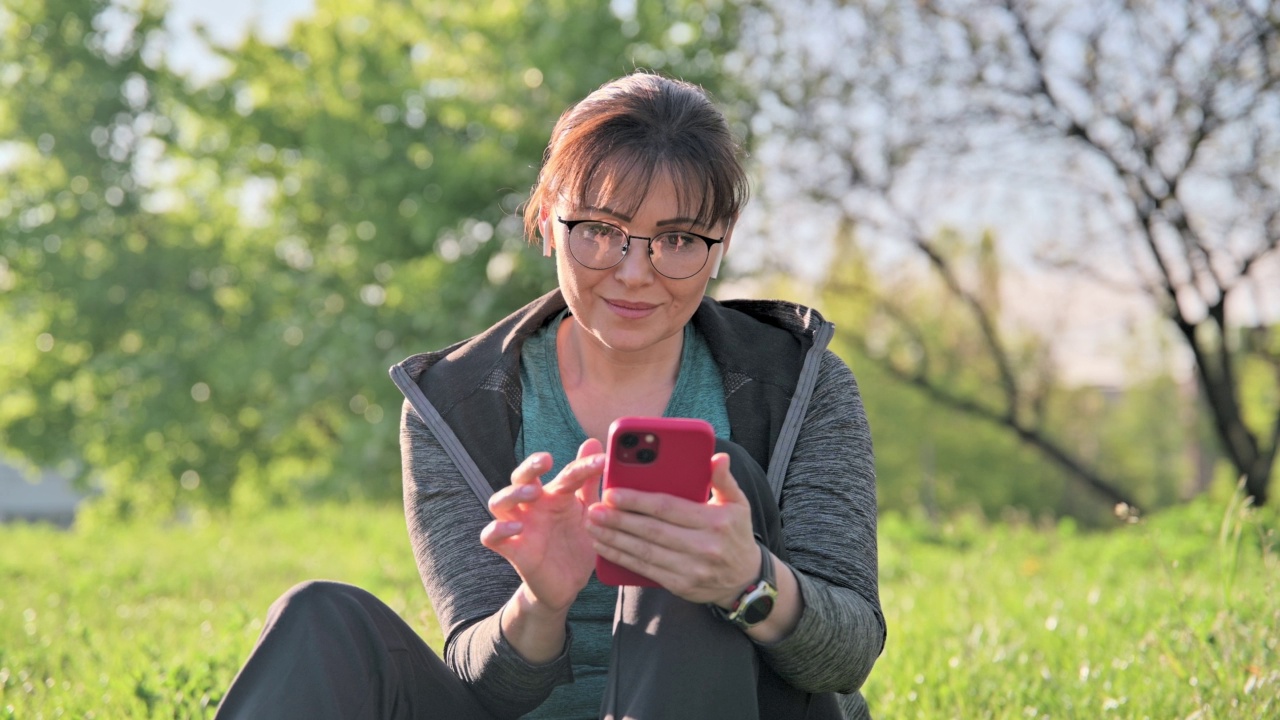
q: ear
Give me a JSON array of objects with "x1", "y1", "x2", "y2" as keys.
[{"x1": 539, "y1": 208, "x2": 553, "y2": 257}]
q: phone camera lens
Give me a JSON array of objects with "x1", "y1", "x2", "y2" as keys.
[
  {"x1": 620, "y1": 433, "x2": 640, "y2": 449},
  {"x1": 636, "y1": 448, "x2": 656, "y2": 464}
]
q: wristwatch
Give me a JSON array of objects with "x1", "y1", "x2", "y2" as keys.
[{"x1": 714, "y1": 540, "x2": 779, "y2": 629}]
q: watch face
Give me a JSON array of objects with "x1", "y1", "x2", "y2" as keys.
[{"x1": 742, "y1": 595, "x2": 775, "y2": 625}]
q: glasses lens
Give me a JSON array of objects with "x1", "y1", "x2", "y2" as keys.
[
  {"x1": 568, "y1": 221, "x2": 626, "y2": 269},
  {"x1": 649, "y1": 232, "x2": 710, "y2": 279}
]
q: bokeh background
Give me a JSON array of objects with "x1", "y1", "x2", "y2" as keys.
[
  {"x1": 1, "y1": 1, "x2": 1278, "y2": 716},
  {"x1": 2, "y1": 0, "x2": 1277, "y2": 523}
]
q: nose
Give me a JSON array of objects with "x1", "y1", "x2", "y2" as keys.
[{"x1": 613, "y1": 239, "x2": 656, "y2": 286}]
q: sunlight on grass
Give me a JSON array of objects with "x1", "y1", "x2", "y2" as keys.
[
  {"x1": 0, "y1": 505, "x2": 440, "y2": 718},
  {"x1": 867, "y1": 493, "x2": 1279, "y2": 719},
  {"x1": 1, "y1": 495, "x2": 1275, "y2": 718}
]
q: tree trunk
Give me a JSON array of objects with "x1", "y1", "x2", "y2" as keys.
[{"x1": 1245, "y1": 459, "x2": 1273, "y2": 507}]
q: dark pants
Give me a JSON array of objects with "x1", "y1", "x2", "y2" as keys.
[{"x1": 215, "y1": 441, "x2": 841, "y2": 720}]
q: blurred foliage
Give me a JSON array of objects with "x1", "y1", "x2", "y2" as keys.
[
  {"x1": 0, "y1": 0, "x2": 739, "y2": 515},
  {"x1": 3, "y1": 0, "x2": 1262, "y2": 523}
]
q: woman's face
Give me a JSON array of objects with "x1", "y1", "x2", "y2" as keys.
[{"x1": 547, "y1": 171, "x2": 730, "y2": 359}]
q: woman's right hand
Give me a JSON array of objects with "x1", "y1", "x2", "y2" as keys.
[{"x1": 481, "y1": 439, "x2": 604, "y2": 614}]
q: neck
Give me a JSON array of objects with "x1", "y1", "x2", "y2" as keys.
[{"x1": 557, "y1": 318, "x2": 683, "y2": 395}]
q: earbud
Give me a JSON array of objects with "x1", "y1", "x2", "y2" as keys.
[
  {"x1": 542, "y1": 232, "x2": 552, "y2": 257},
  {"x1": 708, "y1": 244, "x2": 724, "y2": 279}
]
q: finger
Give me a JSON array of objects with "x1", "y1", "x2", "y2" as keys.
[
  {"x1": 599, "y1": 487, "x2": 709, "y2": 529},
  {"x1": 578, "y1": 470, "x2": 603, "y2": 506},
  {"x1": 707, "y1": 453, "x2": 749, "y2": 507},
  {"x1": 488, "y1": 482, "x2": 541, "y2": 517},
  {"x1": 544, "y1": 452, "x2": 605, "y2": 495},
  {"x1": 511, "y1": 452, "x2": 552, "y2": 486},
  {"x1": 577, "y1": 437, "x2": 604, "y2": 459},
  {"x1": 588, "y1": 503, "x2": 701, "y2": 553},
  {"x1": 578, "y1": 453, "x2": 603, "y2": 506},
  {"x1": 591, "y1": 532, "x2": 682, "y2": 587},
  {"x1": 569, "y1": 437, "x2": 604, "y2": 502},
  {"x1": 480, "y1": 519, "x2": 524, "y2": 550}
]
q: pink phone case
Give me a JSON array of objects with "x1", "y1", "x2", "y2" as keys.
[{"x1": 596, "y1": 416, "x2": 715, "y2": 587}]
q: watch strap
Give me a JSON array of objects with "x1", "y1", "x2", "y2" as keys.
[
  {"x1": 713, "y1": 540, "x2": 778, "y2": 629},
  {"x1": 753, "y1": 539, "x2": 775, "y2": 588}
]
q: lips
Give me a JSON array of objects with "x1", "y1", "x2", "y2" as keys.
[{"x1": 604, "y1": 299, "x2": 658, "y2": 319}]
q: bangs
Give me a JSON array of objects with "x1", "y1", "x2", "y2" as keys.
[
  {"x1": 565, "y1": 149, "x2": 732, "y2": 230},
  {"x1": 523, "y1": 73, "x2": 749, "y2": 241}
]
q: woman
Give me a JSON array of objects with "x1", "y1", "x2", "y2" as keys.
[{"x1": 216, "y1": 72, "x2": 883, "y2": 720}]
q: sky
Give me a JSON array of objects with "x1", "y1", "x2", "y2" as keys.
[{"x1": 163, "y1": 0, "x2": 314, "y2": 83}]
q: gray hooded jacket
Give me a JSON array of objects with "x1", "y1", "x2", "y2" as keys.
[{"x1": 390, "y1": 289, "x2": 884, "y2": 719}]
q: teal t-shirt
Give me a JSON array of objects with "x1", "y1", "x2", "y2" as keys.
[{"x1": 515, "y1": 311, "x2": 730, "y2": 719}]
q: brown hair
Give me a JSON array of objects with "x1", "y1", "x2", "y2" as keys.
[{"x1": 523, "y1": 73, "x2": 748, "y2": 239}]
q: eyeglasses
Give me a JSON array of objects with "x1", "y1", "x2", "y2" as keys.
[{"x1": 556, "y1": 217, "x2": 724, "y2": 280}]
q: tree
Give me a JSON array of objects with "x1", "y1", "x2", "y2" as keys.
[
  {"x1": 0, "y1": 0, "x2": 738, "y2": 515},
  {"x1": 731, "y1": 0, "x2": 1280, "y2": 506},
  {"x1": 786, "y1": 231, "x2": 1201, "y2": 522}
]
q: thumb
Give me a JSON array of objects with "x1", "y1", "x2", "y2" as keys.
[
  {"x1": 708, "y1": 452, "x2": 748, "y2": 506},
  {"x1": 576, "y1": 437, "x2": 605, "y2": 504}
]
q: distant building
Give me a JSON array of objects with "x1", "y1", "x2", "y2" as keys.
[{"x1": 0, "y1": 460, "x2": 87, "y2": 527}]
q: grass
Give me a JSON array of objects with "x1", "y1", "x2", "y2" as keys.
[
  {"x1": 0, "y1": 507, "x2": 441, "y2": 718},
  {"x1": 1, "y1": 492, "x2": 1276, "y2": 719},
  {"x1": 867, "y1": 492, "x2": 1278, "y2": 719}
]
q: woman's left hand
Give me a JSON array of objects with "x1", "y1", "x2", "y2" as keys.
[{"x1": 586, "y1": 452, "x2": 759, "y2": 608}]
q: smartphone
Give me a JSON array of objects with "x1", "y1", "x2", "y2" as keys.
[{"x1": 595, "y1": 416, "x2": 716, "y2": 587}]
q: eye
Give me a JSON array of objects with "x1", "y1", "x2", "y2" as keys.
[
  {"x1": 656, "y1": 233, "x2": 699, "y2": 252},
  {"x1": 581, "y1": 222, "x2": 625, "y2": 242}
]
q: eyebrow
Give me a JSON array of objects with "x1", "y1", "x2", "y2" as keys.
[{"x1": 583, "y1": 205, "x2": 702, "y2": 228}]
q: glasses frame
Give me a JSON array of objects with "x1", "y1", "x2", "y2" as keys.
[{"x1": 556, "y1": 216, "x2": 725, "y2": 280}]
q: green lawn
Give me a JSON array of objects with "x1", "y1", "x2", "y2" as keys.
[{"x1": 1, "y1": 494, "x2": 1275, "y2": 718}]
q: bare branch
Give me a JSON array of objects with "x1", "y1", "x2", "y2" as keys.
[
  {"x1": 1235, "y1": 223, "x2": 1280, "y2": 287},
  {"x1": 1002, "y1": 0, "x2": 1197, "y2": 323},
  {"x1": 1163, "y1": 197, "x2": 1230, "y2": 300},
  {"x1": 738, "y1": 0, "x2": 1280, "y2": 505},
  {"x1": 1036, "y1": 253, "x2": 1146, "y2": 295},
  {"x1": 897, "y1": 210, "x2": 1023, "y2": 421},
  {"x1": 856, "y1": 332, "x2": 1138, "y2": 507}
]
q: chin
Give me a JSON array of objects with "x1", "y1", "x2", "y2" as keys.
[{"x1": 596, "y1": 330, "x2": 657, "y2": 353}]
